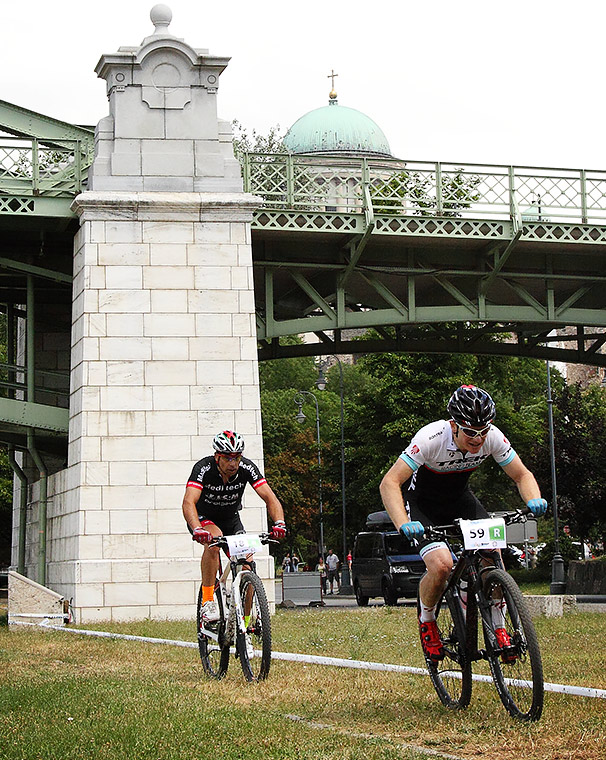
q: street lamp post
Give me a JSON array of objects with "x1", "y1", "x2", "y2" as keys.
[
  {"x1": 547, "y1": 360, "x2": 566, "y2": 594},
  {"x1": 294, "y1": 390, "x2": 325, "y2": 559},
  {"x1": 315, "y1": 356, "x2": 351, "y2": 591}
]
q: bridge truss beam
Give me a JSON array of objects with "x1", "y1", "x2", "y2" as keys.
[{"x1": 254, "y1": 211, "x2": 606, "y2": 366}]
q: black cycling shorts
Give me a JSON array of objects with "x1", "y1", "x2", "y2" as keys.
[
  {"x1": 405, "y1": 488, "x2": 489, "y2": 552},
  {"x1": 187, "y1": 512, "x2": 245, "y2": 537}
]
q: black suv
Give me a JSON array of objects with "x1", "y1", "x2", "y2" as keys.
[{"x1": 351, "y1": 511, "x2": 425, "y2": 606}]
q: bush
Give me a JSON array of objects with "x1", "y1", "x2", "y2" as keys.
[{"x1": 536, "y1": 534, "x2": 580, "y2": 572}]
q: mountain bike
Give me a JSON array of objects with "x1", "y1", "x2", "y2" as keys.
[
  {"x1": 196, "y1": 532, "x2": 275, "y2": 682},
  {"x1": 418, "y1": 509, "x2": 544, "y2": 721}
]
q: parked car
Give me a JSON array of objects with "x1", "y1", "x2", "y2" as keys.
[{"x1": 351, "y1": 511, "x2": 425, "y2": 606}]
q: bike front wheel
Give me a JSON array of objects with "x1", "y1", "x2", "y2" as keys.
[
  {"x1": 420, "y1": 585, "x2": 472, "y2": 710},
  {"x1": 197, "y1": 583, "x2": 230, "y2": 679},
  {"x1": 481, "y1": 568, "x2": 544, "y2": 721},
  {"x1": 237, "y1": 571, "x2": 272, "y2": 682}
]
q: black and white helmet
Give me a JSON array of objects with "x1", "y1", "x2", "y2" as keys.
[
  {"x1": 212, "y1": 430, "x2": 245, "y2": 454},
  {"x1": 447, "y1": 385, "x2": 495, "y2": 427}
]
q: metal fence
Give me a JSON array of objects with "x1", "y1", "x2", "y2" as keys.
[
  {"x1": 0, "y1": 137, "x2": 92, "y2": 197},
  {"x1": 3, "y1": 141, "x2": 606, "y2": 226},
  {"x1": 241, "y1": 152, "x2": 606, "y2": 225}
]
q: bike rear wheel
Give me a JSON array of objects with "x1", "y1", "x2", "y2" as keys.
[
  {"x1": 197, "y1": 583, "x2": 230, "y2": 679},
  {"x1": 481, "y1": 568, "x2": 544, "y2": 721},
  {"x1": 237, "y1": 571, "x2": 272, "y2": 682},
  {"x1": 419, "y1": 585, "x2": 472, "y2": 710}
]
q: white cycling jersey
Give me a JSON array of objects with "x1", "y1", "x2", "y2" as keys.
[{"x1": 400, "y1": 420, "x2": 516, "y2": 502}]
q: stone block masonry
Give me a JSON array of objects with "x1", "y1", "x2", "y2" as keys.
[{"x1": 54, "y1": 191, "x2": 271, "y2": 623}]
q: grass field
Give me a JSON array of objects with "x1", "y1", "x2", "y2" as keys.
[{"x1": 1, "y1": 604, "x2": 605, "y2": 760}]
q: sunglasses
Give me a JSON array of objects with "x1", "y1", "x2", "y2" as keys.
[
  {"x1": 218, "y1": 453, "x2": 242, "y2": 461},
  {"x1": 458, "y1": 424, "x2": 492, "y2": 439}
]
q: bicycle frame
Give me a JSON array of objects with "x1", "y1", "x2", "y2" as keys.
[{"x1": 441, "y1": 543, "x2": 505, "y2": 656}]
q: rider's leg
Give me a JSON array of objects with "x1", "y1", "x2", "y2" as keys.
[
  {"x1": 200, "y1": 522, "x2": 224, "y2": 602},
  {"x1": 479, "y1": 549, "x2": 509, "y2": 628},
  {"x1": 418, "y1": 545, "x2": 453, "y2": 621}
]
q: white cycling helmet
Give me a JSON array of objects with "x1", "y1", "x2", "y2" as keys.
[{"x1": 212, "y1": 430, "x2": 245, "y2": 454}]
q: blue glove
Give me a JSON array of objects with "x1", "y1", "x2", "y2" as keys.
[
  {"x1": 526, "y1": 498, "x2": 548, "y2": 517},
  {"x1": 400, "y1": 521, "x2": 425, "y2": 539}
]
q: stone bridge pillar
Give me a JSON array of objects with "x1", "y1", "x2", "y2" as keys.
[{"x1": 56, "y1": 5, "x2": 268, "y2": 622}]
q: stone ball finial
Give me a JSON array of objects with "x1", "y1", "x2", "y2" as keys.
[{"x1": 150, "y1": 4, "x2": 172, "y2": 34}]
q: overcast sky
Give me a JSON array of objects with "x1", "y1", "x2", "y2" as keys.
[{"x1": 2, "y1": 0, "x2": 604, "y2": 170}]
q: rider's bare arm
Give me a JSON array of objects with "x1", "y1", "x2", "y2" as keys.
[
  {"x1": 182, "y1": 486, "x2": 203, "y2": 531},
  {"x1": 380, "y1": 457, "x2": 415, "y2": 530},
  {"x1": 501, "y1": 455, "x2": 542, "y2": 503},
  {"x1": 255, "y1": 481, "x2": 285, "y2": 525}
]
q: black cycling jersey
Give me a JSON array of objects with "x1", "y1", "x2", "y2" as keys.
[{"x1": 186, "y1": 455, "x2": 266, "y2": 521}]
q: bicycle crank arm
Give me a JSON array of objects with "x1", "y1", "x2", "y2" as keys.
[{"x1": 199, "y1": 626, "x2": 220, "y2": 642}]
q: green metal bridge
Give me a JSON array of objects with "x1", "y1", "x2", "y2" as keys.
[{"x1": 2, "y1": 97, "x2": 606, "y2": 455}]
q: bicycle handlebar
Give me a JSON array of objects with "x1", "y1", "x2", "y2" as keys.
[
  {"x1": 208, "y1": 532, "x2": 278, "y2": 549},
  {"x1": 424, "y1": 507, "x2": 533, "y2": 541}
]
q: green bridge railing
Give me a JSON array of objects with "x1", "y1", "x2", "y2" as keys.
[
  {"x1": 241, "y1": 152, "x2": 606, "y2": 225},
  {"x1": 0, "y1": 136, "x2": 92, "y2": 198},
  {"x1": 2, "y1": 138, "x2": 606, "y2": 226}
]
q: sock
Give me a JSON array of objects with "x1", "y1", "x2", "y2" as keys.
[
  {"x1": 202, "y1": 585, "x2": 215, "y2": 604},
  {"x1": 420, "y1": 603, "x2": 437, "y2": 623}
]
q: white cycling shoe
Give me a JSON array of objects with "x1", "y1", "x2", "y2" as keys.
[{"x1": 201, "y1": 600, "x2": 220, "y2": 623}]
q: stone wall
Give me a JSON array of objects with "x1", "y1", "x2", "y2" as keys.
[
  {"x1": 566, "y1": 559, "x2": 606, "y2": 594},
  {"x1": 8, "y1": 570, "x2": 69, "y2": 625}
]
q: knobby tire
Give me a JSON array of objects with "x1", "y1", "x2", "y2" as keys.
[
  {"x1": 481, "y1": 568, "x2": 544, "y2": 721},
  {"x1": 197, "y1": 582, "x2": 230, "y2": 679},
  {"x1": 420, "y1": 585, "x2": 472, "y2": 710},
  {"x1": 237, "y1": 571, "x2": 272, "y2": 682}
]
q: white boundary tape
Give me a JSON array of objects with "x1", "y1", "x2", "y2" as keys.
[{"x1": 11, "y1": 620, "x2": 606, "y2": 700}]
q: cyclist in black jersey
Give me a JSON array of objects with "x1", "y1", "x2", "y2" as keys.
[
  {"x1": 182, "y1": 430, "x2": 286, "y2": 623},
  {"x1": 379, "y1": 385, "x2": 547, "y2": 661}
]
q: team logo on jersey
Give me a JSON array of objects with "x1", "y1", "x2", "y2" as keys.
[{"x1": 410, "y1": 445, "x2": 420, "y2": 455}]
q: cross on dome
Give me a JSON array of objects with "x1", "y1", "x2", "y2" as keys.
[{"x1": 327, "y1": 69, "x2": 339, "y2": 99}]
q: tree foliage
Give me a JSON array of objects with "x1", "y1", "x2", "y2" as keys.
[
  {"x1": 371, "y1": 169, "x2": 481, "y2": 217},
  {"x1": 232, "y1": 120, "x2": 286, "y2": 156},
  {"x1": 535, "y1": 382, "x2": 606, "y2": 542},
  {"x1": 258, "y1": 337, "x2": 579, "y2": 570}
]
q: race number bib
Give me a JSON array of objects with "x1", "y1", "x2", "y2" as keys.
[
  {"x1": 460, "y1": 518, "x2": 507, "y2": 550},
  {"x1": 226, "y1": 533, "x2": 263, "y2": 558}
]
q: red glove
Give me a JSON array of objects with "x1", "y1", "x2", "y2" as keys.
[
  {"x1": 192, "y1": 527, "x2": 212, "y2": 544},
  {"x1": 270, "y1": 521, "x2": 287, "y2": 539}
]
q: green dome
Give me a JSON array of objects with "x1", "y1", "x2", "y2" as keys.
[{"x1": 283, "y1": 99, "x2": 392, "y2": 158}]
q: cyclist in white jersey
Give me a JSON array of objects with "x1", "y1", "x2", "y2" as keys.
[{"x1": 379, "y1": 385, "x2": 547, "y2": 661}]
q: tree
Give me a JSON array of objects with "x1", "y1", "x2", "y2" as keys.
[
  {"x1": 538, "y1": 382, "x2": 606, "y2": 543},
  {"x1": 259, "y1": 341, "x2": 339, "y2": 563},
  {"x1": 232, "y1": 120, "x2": 286, "y2": 156},
  {"x1": 371, "y1": 169, "x2": 481, "y2": 217}
]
